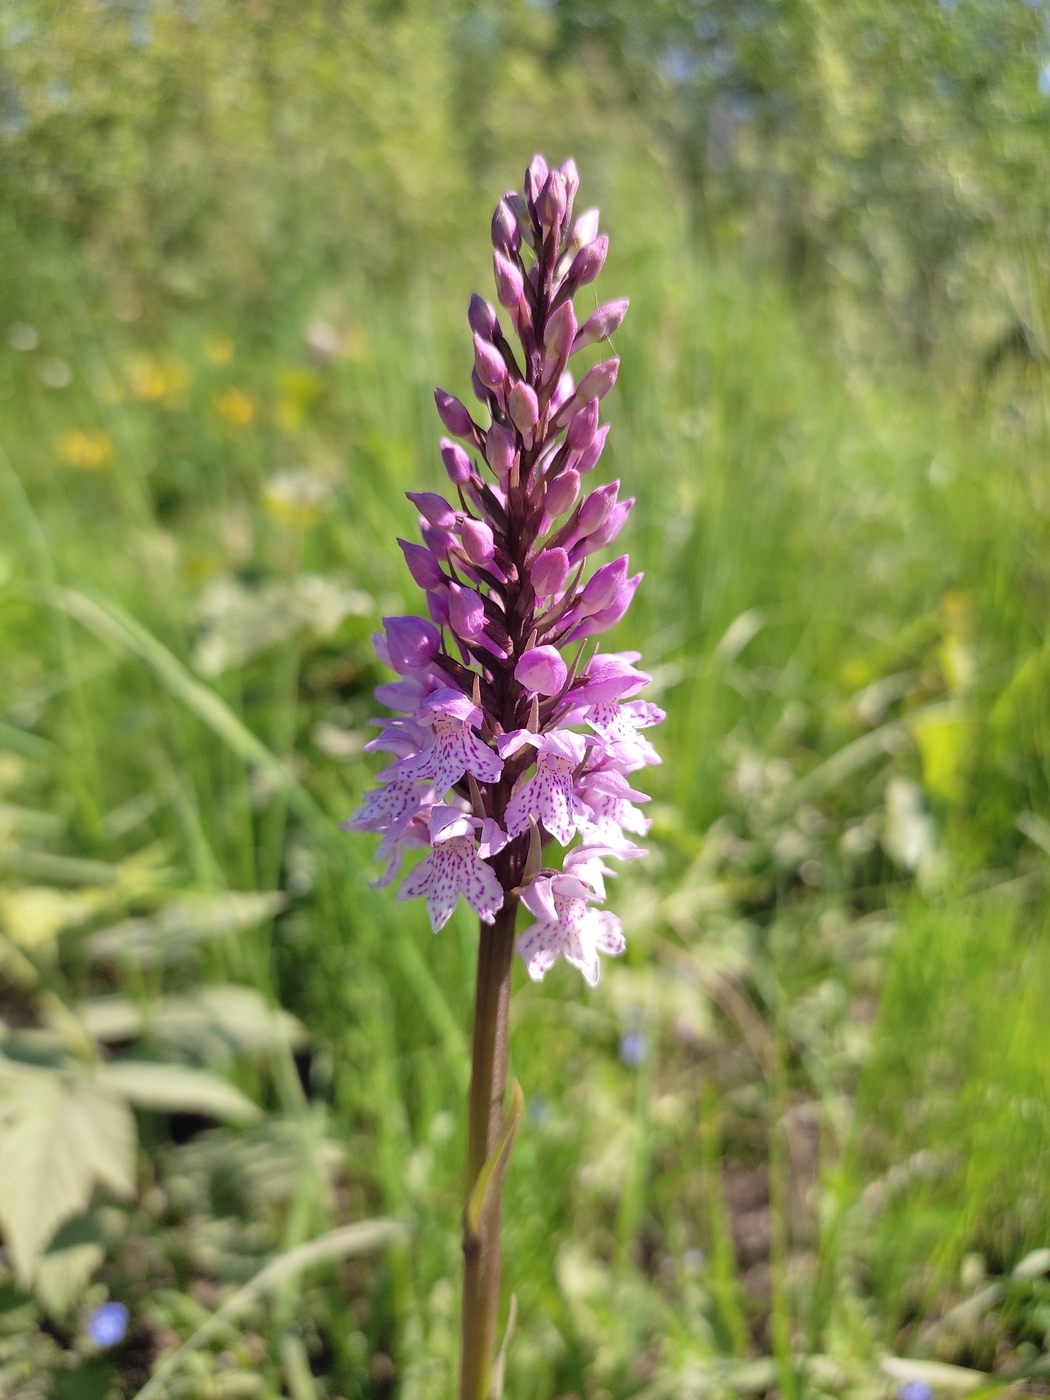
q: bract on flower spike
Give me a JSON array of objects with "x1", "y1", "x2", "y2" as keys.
[{"x1": 344, "y1": 154, "x2": 661, "y2": 1400}]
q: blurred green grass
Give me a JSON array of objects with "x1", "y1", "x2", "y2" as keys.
[{"x1": 2, "y1": 4, "x2": 1050, "y2": 1398}]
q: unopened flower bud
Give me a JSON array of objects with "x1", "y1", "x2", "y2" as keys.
[
  {"x1": 508, "y1": 381, "x2": 539, "y2": 437},
  {"x1": 524, "y1": 153, "x2": 549, "y2": 207},
  {"x1": 532, "y1": 547, "x2": 570, "y2": 597},
  {"x1": 572, "y1": 299, "x2": 629, "y2": 353},
  {"x1": 440, "y1": 437, "x2": 473, "y2": 484},
  {"x1": 469, "y1": 293, "x2": 502, "y2": 341},
  {"x1": 575, "y1": 356, "x2": 619, "y2": 403},
  {"x1": 545, "y1": 469, "x2": 580, "y2": 518},
  {"x1": 491, "y1": 198, "x2": 520, "y2": 255},
  {"x1": 407, "y1": 491, "x2": 457, "y2": 529},
  {"x1": 435, "y1": 388, "x2": 475, "y2": 439},
  {"x1": 493, "y1": 251, "x2": 524, "y2": 309},
  {"x1": 506, "y1": 192, "x2": 534, "y2": 249},
  {"x1": 421, "y1": 521, "x2": 457, "y2": 559},
  {"x1": 550, "y1": 370, "x2": 574, "y2": 417},
  {"x1": 576, "y1": 480, "x2": 620, "y2": 536},
  {"x1": 473, "y1": 333, "x2": 507, "y2": 391},
  {"x1": 569, "y1": 208, "x2": 600, "y2": 250},
  {"x1": 383, "y1": 615, "x2": 441, "y2": 672},
  {"x1": 399, "y1": 538, "x2": 445, "y2": 590},
  {"x1": 567, "y1": 398, "x2": 599, "y2": 452},
  {"x1": 537, "y1": 170, "x2": 567, "y2": 233},
  {"x1": 485, "y1": 424, "x2": 517, "y2": 478},
  {"x1": 459, "y1": 517, "x2": 495, "y2": 565},
  {"x1": 576, "y1": 423, "x2": 609, "y2": 473},
  {"x1": 579, "y1": 555, "x2": 628, "y2": 613},
  {"x1": 577, "y1": 497, "x2": 634, "y2": 556},
  {"x1": 448, "y1": 583, "x2": 486, "y2": 641},
  {"x1": 560, "y1": 158, "x2": 580, "y2": 210},
  {"x1": 566, "y1": 235, "x2": 608, "y2": 291},
  {"x1": 427, "y1": 586, "x2": 450, "y2": 626},
  {"x1": 515, "y1": 645, "x2": 567, "y2": 697},
  {"x1": 567, "y1": 572, "x2": 642, "y2": 640},
  {"x1": 543, "y1": 301, "x2": 577, "y2": 362}
]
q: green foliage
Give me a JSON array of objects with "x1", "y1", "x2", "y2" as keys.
[{"x1": 0, "y1": 1, "x2": 1049, "y2": 1396}]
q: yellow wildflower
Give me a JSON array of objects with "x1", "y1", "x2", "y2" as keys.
[
  {"x1": 55, "y1": 428, "x2": 114, "y2": 470},
  {"x1": 204, "y1": 332, "x2": 235, "y2": 365},
  {"x1": 126, "y1": 354, "x2": 191, "y2": 403},
  {"x1": 214, "y1": 386, "x2": 257, "y2": 427}
]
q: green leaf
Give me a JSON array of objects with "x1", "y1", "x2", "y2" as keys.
[
  {"x1": 465, "y1": 1079, "x2": 524, "y2": 1242},
  {"x1": 79, "y1": 985, "x2": 307, "y2": 1062},
  {"x1": 0, "y1": 1065, "x2": 134, "y2": 1286},
  {"x1": 35, "y1": 1242, "x2": 104, "y2": 1316},
  {"x1": 86, "y1": 892, "x2": 285, "y2": 966},
  {"x1": 97, "y1": 1060, "x2": 261, "y2": 1122}
]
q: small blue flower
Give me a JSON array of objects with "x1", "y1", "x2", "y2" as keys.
[
  {"x1": 88, "y1": 1302, "x2": 129, "y2": 1348},
  {"x1": 619, "y1": 1031, "x2": 647, "y2": 1067},
  {"x1": 897, "y1": 1382, "x2": 933, "y2": 1400}
]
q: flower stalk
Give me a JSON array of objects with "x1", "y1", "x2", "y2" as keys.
[{"x1": 344, "y1": 153, "x2": 663, "y2": 1396}]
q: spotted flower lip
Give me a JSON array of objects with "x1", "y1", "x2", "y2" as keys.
[{"x1": 346, "y1": 153, "x2": 662, "y2": 982}]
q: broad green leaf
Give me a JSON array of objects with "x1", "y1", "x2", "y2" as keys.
[
  {"x1": 80, "y1": 985, "x2": 307, "y2": 1061},
  {"x1": 98, "y1": 1060, "x2": 261, "y2": 1122},
  {"x1": 86, "y1": 891, "x2": 285, "y2": 966},
  {"x1": 0, "y1": 1066, "x2": 134, "y2": 1285},
  {"x1": 35, "y1": 1242, "x2": 104, "y2": 1316}
]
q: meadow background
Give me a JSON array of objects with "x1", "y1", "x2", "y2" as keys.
[{"x1": 3, "y1": 2, "x2": 1050, "y2": 1397}]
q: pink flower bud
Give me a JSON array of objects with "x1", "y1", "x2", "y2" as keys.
[
  {"x1": 485, "y1": 423, "x2": 517, "y2": 478},
  {"x1": 572, "y1": 299, "x2": 629, "y2": 353},
  {"x1": 576, "y1": 497, "x2": 634, "y2": 557},
  {"x1": 575, "y1": 654, "x2": 651, "y2": 703},
  {"x1": 493, "y1": 251, "x2": 524, "y2": 309},
  {"x1": 576, "y1": 480, "x2": 620, "y2": 536},
  {"x1": 469, "y1": 294, "x2": 501, "y2": 341},
  {"x1": 448, "y1": 583, "x2": 486, "y2": 641},
  {"x1": 537, "y1": 170, "x2": 567, "y2": 233},
  {"x1": 515, "y1": 645, "x2": 567, "y2": 697},
  {"x1": 399, "y1": 538, "x2": 445, "y2": 590},
  {"x1": 406, "y1": 491, "x2": 456, "y2": 529},
  {"x1": 567, "y1": 398, "x2": 599, "y2": 451},
  {"x1": 440, "y1": 437, "x2": 473, "y2": 484},
  {"x1": 459, "y1": 517, "x2": 495, "y2": 565},
  {"x1": 566, "y1": 572, "x2": 642, "y2": 641},
  {"x1": 545, "y1": 468, "x2": 580, "y2": 518},
  {"x1": 473, "y1": 333, "x2": 507, "y2": 391},
  {"x1": 524, "y1": 153, "x2": 549, "y2": 206},
  {"x1": 560, "y1": 158, "x2": 580, "y2": 210},
  {"x1": 383, "y1": 615, "x2": 441, "y2": 673},
  {"x1": 435, "y1": 388, "x2": 475, "y2": 439},
  {"x1": 508, "y1": 381, "x2": 539, "y2": 437},
  {"x1": 570, "y1": 208, "x2": 600, "y2": 249},
  {"x1": 427, "y1": 587, "x2": 450, "y2": 627},
  {"x1": 506, "y1": 192, "x2": 534, "y2": 249},
  {"x1": 580, "y1": 555, "x2": 629, "y2": 613},
  {"x1": 549, "y1": 369, "x2": 574, "y2": 416},
  {"x1": 543, "y1": 301, "x2": 577, "y2": 361},
  {"x1": 471, "y1": 367, "x2": 489, "y2": 404},
  {"x1": 575, "y1": 356, "x2": 619, "y2": 403},
  {"x1": 532, "y1": 547, "x2": 571, "y2": 598},
  {"x1": 491, "y1": 198, "x2": 520, "y2": 255},
  {"x1": 576, "y1": 423, "x2": 609, "y2": 473},
  {"x1": 421, "y1": 522, "x2": 457, "y2": 560},
  {"x1": 566, "y1": 235, "x2": 608, "y2": 290}
]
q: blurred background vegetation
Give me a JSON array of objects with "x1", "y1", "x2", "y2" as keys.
[{"x1": 3, "y1": 1, "x2": 1050, "y2": 1397}]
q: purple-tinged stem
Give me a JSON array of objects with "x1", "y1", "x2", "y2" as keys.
[{"x1": 460, "y1": 897, "x2": 519, "y2": 1400}]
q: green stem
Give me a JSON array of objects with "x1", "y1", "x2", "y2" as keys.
[{"x1": 460, "y1": 896, "x2": 518, "y2": 1400}]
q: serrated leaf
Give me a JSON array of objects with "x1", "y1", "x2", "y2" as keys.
[
  {"x1": 0, "y1": 1067, "x2": 134, "y2": 1285},
  {"x1": 98, "y1": 1060, "x2": 261, "y2": 1122},
  {"x1": 86, "y1": 892, "x2": 285, "y2": 966}
]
